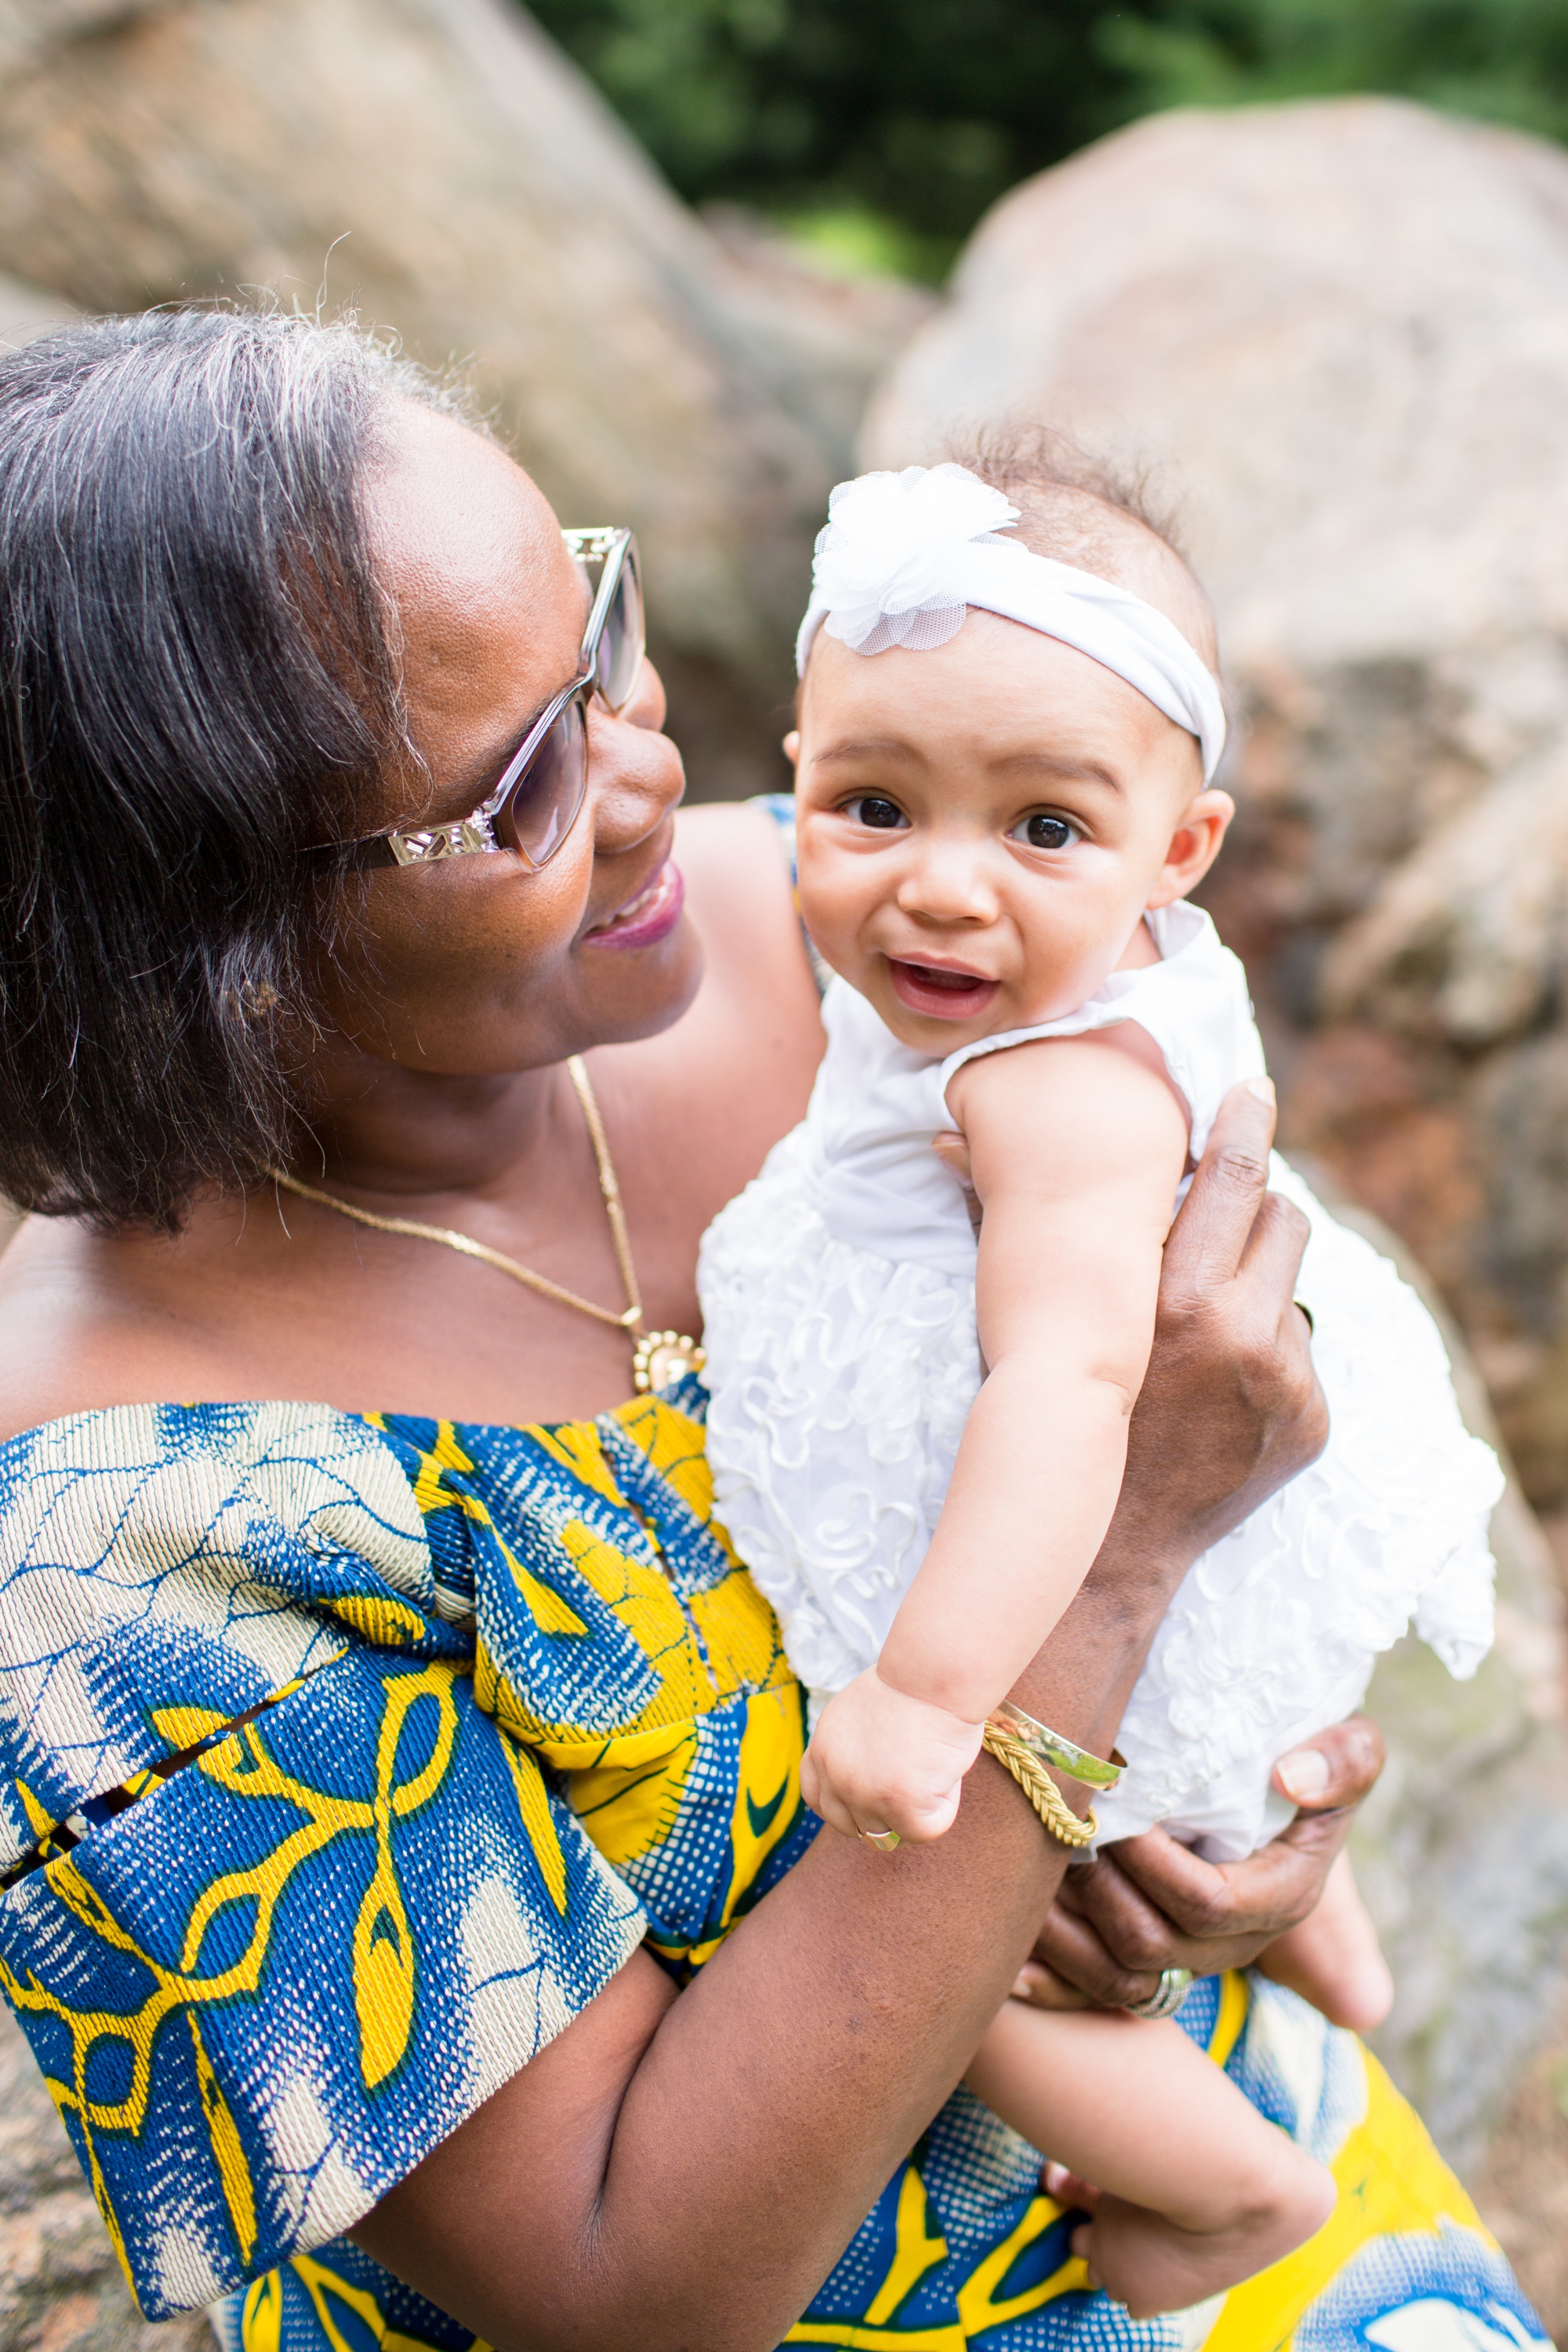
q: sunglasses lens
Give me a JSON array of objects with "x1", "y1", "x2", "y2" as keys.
[
  {"x1": 493, "y1": 695, "x2": 588, "y2": 866},
  {"x1": 594, "y1": 550, "x2": 644, "y2": 713}
]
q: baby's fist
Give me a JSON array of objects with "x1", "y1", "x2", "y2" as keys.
[{"x1": 803, "y1": 1668, "x2": 985, "y2": 1845}]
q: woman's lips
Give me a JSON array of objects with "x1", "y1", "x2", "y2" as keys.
[
  {"x1": 584, "y1": 859, "x2": 685, "y2": 950},
  {"x1": 887, "y1": 957, "x2": 999, "y2": 1022}
]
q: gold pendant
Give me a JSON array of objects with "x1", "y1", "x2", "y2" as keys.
[{"x1": 633, "y1": 1329, "x2": 706, "y2": 1394}]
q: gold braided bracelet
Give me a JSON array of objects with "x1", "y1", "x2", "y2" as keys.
[{"x1": 981, "y1": 1722, "x2": 1098, "y2": 1849}]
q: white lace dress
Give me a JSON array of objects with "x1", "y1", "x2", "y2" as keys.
[{"x1": 698, "y1": 902, "x2": 1502, "y2": 1860}]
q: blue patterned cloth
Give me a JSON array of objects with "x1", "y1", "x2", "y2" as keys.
[{"x1": 0, "y1": 1381, "x2": 1548, "y2": 2350}]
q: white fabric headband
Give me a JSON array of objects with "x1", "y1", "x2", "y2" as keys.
[{"x1": 795, "y1": 463, "x2": 1226, "y2": 783}]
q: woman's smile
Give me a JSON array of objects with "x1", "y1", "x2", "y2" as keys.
[{"x1": 585, "y1": 857, "x2": 685, "y2": 950}]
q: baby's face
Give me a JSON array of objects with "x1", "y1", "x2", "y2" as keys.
[{"x1": 791, "y1": 609, "x2": 1232, "y2": 1052}]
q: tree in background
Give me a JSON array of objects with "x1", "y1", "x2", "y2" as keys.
[{"x1": 528, "y1": 0, "x2": 1568, "y2": 277}]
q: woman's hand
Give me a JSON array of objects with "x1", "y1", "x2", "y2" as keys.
[
  {"x1": 1012, "y1": 1077, "x2": 1327, "y2": 1762},
  {"x1": 1107, "y1": 1076, "x2": 1327, "y2": 1579},
  {"x1": 1010, "y1": 1715, "x2": 1387, "y2": 2012}
]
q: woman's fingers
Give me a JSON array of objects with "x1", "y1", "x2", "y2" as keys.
[
  {"x1": 1068, "y1": 2223, "x2": 1104, "y2": 2288},
  {"x1": 1096, "y1": 1831, "x2": 1321, "y2": 1948},
  {"x1": 1160, "y1": 1076, "x2": 1279, "y2": 1293},
  {"x1": 1111, "y1": 1079, "x2": 1327, "y2": 1568},
  {"x1": 1008, "y1": 1956, "x2": 1094, "y2": 2012},
  {"x1": 1028, "y1": 1873, "x2": 1169, "y2": 2009},
  {"x1": 1033, "y1": 1833, "x2": 1313, "y2": 1991},
  {"x1": 1033, "y1": 1715, "x2": 1390, "y2": 1996},
  {"x1": 1058, "y1": 1841, "x2": 1265, "y2": 1969},
  {"x1": 1272, "y1": 1715, "x2": 1386, "y2": 1813}
]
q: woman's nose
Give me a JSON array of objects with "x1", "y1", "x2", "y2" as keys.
[
  {"x1": 588, "y1": 661, "x2": 686, "y2": 851},
  {"x1": 612, "y1": 651, "x2": 668, "y2": 735}
]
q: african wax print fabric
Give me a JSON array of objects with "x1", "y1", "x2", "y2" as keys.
[{"x1": 0, "y1": 1380, "x2": 1548, "y2": 2350}]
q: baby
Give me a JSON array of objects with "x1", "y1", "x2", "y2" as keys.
[{"x1": 698, "y1": 455, "x2": 1502, "y2": 2318}]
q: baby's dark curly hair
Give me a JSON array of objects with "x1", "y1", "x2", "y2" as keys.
[{"x1": 944, "y1": 423, "x2": 1218, "y2": 670}]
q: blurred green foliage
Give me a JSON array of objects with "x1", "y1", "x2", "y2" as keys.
[{"x1": 528, "y1": 0, "x2": 1568, "y2": 277}]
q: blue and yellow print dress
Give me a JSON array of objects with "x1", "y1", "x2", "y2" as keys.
[{"x1": 0, "y1": 1380, "x2": 1548, "y2": 2350}]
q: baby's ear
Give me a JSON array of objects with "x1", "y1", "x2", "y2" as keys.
[
  {"x1": 782, "y1": 729, "x2": 801, "y2": 768},
  {"x1": 1147, "y1": 789, "x2": 1235, "y2": 909}
]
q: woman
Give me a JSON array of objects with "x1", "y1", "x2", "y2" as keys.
[{"x1": 0, "y1": 309, "x2": 1542, "y2": 2351}]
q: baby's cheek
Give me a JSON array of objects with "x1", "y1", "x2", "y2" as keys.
[
  {"x1": 797, "y1": 849, "x2": 874, "y2": 956},
  {"x1": 1033, "y1": 878, "x2": 1152, "y2": 1005}
]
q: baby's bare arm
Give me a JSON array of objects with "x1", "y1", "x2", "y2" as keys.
[{"x1": 878, "y1": 1031, "x2": 1189, "y2": 1724}]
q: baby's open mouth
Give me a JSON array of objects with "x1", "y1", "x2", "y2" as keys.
[
  {"x1": 901, "y1": 962, "x2": 984, "y2": 992},
  {"x1": 887, "y1": 958, "x2": 1000, "y2": 1019}
]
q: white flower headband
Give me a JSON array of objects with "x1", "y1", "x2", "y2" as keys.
[{"x1": 795, "y1": 463, "x2": 1226, "y2": 783}]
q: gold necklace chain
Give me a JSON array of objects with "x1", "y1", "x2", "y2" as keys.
[{"x1": 270, "y1": 1056, "x2": 705, "y2": 1396}]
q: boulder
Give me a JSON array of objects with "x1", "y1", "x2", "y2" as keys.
[
  {"x1": 862, "y1": 95, "x2": 1568, "y2": 1504},
  {"x1": 1317, "y1": 1180, "x2": 1568, "y2": 2176},
  {"x1": 0, "y1": 0, "x2": 928, "y2": 796},
  {"x1": 0, "y1": 1997, "x2": 212, "y2": 2352},
  {"x1": 0, "y1": 269, "x2": 76, "y2": 347}
]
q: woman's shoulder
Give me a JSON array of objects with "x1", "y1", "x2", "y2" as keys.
[
  {"x1": 0, "y1": 1392, "x2": 434, "y2": 1872},
  {"x1": 0, "y1": 1393, "x2": 431, "y2": 1615},
  {"x1": 673, "y1": 797, "x2": 816, "y2": 998},
  {"x1": 590, "y1": 799, "x2": 826, "y2": 1229},
  {"x1": 0, "y1": 1386, "x2": 655, "y2": 2320},
  {"x1": 0, "y1": 1213, "x2": 238, "y2": 1443}
]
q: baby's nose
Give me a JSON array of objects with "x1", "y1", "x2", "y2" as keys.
[{"x1": 897, "y1": 852, "x2": 996, "y2": 921}]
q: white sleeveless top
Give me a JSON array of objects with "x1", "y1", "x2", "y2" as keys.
[
  {"x1": 698, "y1": 902, "x2": 1500, "y2": 1859},
  {"x1": 811, "y1": 900, "x2": 1263, "y2": 1278}
]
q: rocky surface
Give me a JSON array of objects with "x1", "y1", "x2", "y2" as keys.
[
  {"x1": 1322, "y1": 1180, "x2": 1568, "y2": 2177},
  {"x1": 1472, "y1": 1994, "x2": 1568, "y2": 2341},
  {"x1": 0, "y1": 0, "x2": 928, "y2": 798},
  {"x1": 863, "y1": 96, "x2": 1568, "y2": 1508},
  {"x1": 0, "y1": 2002, "x2": 212, "y2": 2352},
  {"x1": 0, "y1": 268, "x2": 76, "y2": 347}
]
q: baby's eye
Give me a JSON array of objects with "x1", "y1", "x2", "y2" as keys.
[
  {"x1": 1010, "y1": 812, "x2": 1081, "y2": 851},
  {"x1": 847, "y1": 795, "x2": 908, "y2": 831}
]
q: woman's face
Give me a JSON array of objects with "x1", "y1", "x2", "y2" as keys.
[{"x1": 317, "y1": 401, "x2": 699, "y2": 1075}]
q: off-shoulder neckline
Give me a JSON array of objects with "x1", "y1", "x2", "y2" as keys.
[{"x1": 0, "y1": 1391, "x2": 659, "y2": 1455}]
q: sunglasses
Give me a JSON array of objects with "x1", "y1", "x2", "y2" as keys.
[{"x1": 328, "y1": 526, "x2": 644, "y2": 871}]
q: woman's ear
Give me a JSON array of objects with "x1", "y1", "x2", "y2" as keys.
[
  {"x1": 1145, "y1": 789, "x2": 1235, "y2": 909},
  {"x1": 782, "y1": 729, "x2": 800, "y2": 768}
]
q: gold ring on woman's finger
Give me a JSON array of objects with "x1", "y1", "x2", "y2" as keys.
[
  {"x1": 858, "y1": 1826, "x2": 902, "y2": 1853},
  {"x1": 1122, "y1": 1965, "x2": 1193, "y2": 2019}
]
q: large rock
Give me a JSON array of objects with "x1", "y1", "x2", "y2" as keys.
[
  {"x1": 1322, "y1": 1181, "x2": 1568, "y2": 2176},
  {"x1": 862, "y1": 96, "x2": 1568, "y2": 1503},
  {"x1": 0, "y1": 1998, "x2": 212, "y2": 2352},
  {"x1": 0, "y1": 267, "x2": 76, "y2": 347},
  {"x1": 0, "y1": 0, "x2": 927, "y2": 797}
]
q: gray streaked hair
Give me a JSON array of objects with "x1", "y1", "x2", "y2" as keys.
[{"x1": 0, "y1": 305, "x2": 466, "y2": 1231}]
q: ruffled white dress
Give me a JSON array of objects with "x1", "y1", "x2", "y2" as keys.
[{"x1": 698, "y1": 902, "x2": 1502, "y2": 1860}]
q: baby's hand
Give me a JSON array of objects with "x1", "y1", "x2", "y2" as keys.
[{"x1": 800, "y1": 1668, "x2": 985, "y2": 1844}]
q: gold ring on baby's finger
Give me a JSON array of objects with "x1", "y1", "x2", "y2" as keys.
[{"x1": 859, "y1": 1826, "x2": 902, "y2": 1853}]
